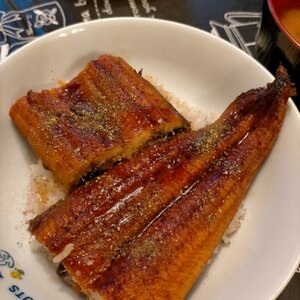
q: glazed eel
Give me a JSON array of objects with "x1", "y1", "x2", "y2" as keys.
[{"x1": 30, "y1": 66, "x2": 293, "y2": 299}]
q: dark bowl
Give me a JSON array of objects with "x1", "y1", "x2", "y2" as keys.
[{"x1": 256, "y1": 0, "x2": 300, "y2": 109}]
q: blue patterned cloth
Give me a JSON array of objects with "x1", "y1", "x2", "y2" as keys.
[
  {"x1": 0, "y1": 1, "x2": 66, "y2": 58},
  {"x1": 0, "y1": 0, "x2": 262, "y2": 60}
]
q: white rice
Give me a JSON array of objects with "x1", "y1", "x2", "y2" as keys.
[
  {"x1": 145, "y1": 74, "x2": 217, "y2": 130},
  {"x1": 52, "y1": 243, "x2": 75, "y2": 264},
  {"x1": 27, "y1": 159, "x2": 66, "y2": 217}
]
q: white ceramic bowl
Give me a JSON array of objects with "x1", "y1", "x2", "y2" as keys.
[{"x1": 0, "y1": 18, "x2": 300, "y2": 300}]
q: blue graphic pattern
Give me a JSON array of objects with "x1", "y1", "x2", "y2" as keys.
[
  {"x1": 0, "y1": 250, "x2": 15, "y2": 269},
  {"x1": 0, "y1": 1, "x2": 66, "y2": 58}
]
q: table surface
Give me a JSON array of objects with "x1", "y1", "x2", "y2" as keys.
[{"x1": 0, "y1": 1, "x2": 299, "y2": 299}]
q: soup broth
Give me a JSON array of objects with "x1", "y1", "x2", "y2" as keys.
[{"x1": 280, "y1": 8, "x2": 300, "y2": 45}]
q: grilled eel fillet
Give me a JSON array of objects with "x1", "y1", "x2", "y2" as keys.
[
  {"x1": 9, "y1": 54, "x2": 189, "y2": 188},
  {"x1": 29, "y1": 66, "x2": 293, "y2": 299}
]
